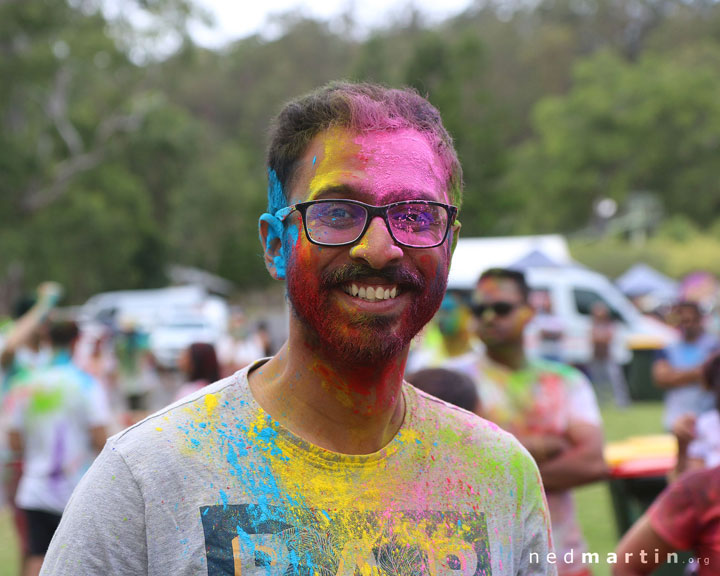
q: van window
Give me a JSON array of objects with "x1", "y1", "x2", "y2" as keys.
[{"x1": 573, "y1": 289, "x2": 625, "y2": 323}]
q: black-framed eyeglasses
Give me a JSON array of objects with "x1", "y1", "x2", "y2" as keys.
[
  {"x1": 275, "y1": 199, "x2": 458, "y2": 249},
  {"x1": 471, "y1": 302, "x2": 520, "y2": 318}
]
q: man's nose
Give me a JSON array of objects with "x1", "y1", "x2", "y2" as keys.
[{"x1": 349, "y1": 216, "x2": 404, "y2": 269}]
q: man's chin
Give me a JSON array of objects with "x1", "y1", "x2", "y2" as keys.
[{"x1": 302, "y1": 319, "x2": 409, "y2": 365}]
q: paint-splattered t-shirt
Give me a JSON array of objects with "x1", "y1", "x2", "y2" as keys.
[
  {"x1": 7, "y1": 351, "x2": 110, "y2": 514},
  {"x1": 467, "y1": 356, "x2": 601, "y2": 576},
  {"x1": 42, "y1": 361, "x2": 556, "y2": 576}
]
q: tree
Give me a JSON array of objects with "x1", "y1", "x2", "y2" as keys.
[{"x1": 501, "y1": 44, "x2": 720, "y2": 233}]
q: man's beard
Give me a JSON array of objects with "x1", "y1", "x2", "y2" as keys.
[{"x1": 287, "y1": 261, "x2": 448, "y2": 365}]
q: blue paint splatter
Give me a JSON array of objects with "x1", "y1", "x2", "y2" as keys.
[
  {"x1": 219, "y1": 489, "x2": 229, "y2": 511},
  {"x1": 266, "y1": 168, "x2": 286, "y2": 214}
]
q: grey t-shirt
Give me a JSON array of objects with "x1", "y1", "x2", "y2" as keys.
[{"x1": 42, "y1": 362, "x2": 556, "y2": 575}]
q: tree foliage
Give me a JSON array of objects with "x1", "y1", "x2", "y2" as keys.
[{"x1": 3, "y1": 0, "x2": 720, "y2": 305}]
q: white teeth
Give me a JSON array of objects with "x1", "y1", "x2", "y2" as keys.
[{"x1": 344, "y1": 284, "x2": 399, "y2": 302}]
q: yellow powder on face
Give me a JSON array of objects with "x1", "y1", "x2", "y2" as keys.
[{"x1": 306, "y1": 128, "x2": 364, "y2": 198}]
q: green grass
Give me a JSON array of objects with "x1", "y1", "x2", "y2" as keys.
[
  {"x1": 0, "y1": 403, "x2": 666, "y2": 576},
  {"x1": 0, "y1": 508, "x2": 20, "y2": 576}
]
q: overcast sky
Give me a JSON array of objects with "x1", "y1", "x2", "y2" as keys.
[{"x1": 190, "y1": 0, "x2": 476, "y2": 47}]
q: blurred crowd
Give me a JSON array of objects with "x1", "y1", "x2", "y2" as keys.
[
  {"x1": 0, "y1": 283, "x2": 275, "y2": 576},
  {"x1": 1, "y1": 268, "x2": 719, "y2": 575}
]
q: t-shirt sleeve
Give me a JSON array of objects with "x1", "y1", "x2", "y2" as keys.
[
  {"x1": 41, "y1": 442, "x2": 148, "y2": 576},
  {"x1": 517, "y1": 449, "x2": 558, "y2": 575},
  {"x1": 647, "y1": 473, "x2": 701, "y2": 551},
  {"x1": 566, "y1": 369, "x2": 602, "y2": 426}
]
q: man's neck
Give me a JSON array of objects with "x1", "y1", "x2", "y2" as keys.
[
  {"x1": 247, "y1": 337, "x2": 408, "y2": 455},
  {"x1": 486, "y1": 344, "x2": 527, "y2": 371}
]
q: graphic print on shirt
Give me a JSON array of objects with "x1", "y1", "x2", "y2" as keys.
[{"x1": 201, "y1": 503, "x2": 492, "y2": 575}]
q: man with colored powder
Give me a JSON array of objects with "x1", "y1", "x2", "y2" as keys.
[
  {"x1": 468, "y1": 268, "x2": 607, "y2": 576},
  {"x1": 43, "y1": 82, "x2": 555, "y2": 575},
  {"x1": 7, "y1": 320, "x2": 109, "y2": 576}
]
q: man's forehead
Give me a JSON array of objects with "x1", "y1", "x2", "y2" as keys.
[
  {"x1": 289, "y1": 127, "x2": 448, "y2": 204},
  {"x1": 475, "y1": 277, "x2": 524, "y2": 300}
]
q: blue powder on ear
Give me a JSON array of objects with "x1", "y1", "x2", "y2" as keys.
[
  {"x1": 267, "y1": 169, "x2": 286, "y2": 215},
  {"x1": 261, "y1": 168, "x2": 302, "y2": 280}
]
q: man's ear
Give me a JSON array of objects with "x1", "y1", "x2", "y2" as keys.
[{"x1": 258, "y1": 213, "x2": 287, "y2": 280}]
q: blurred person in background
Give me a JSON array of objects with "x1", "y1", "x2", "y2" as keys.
[
  {"x1": 6, "y1": 320, "x2": 109, "y2": 576},
  {"x1": 588, "y1": 302, "x2": 630, "y2": 407},
  {"x1": 406, "y1": 366, "x2": 481, "y2": 414},
  {"x1": 1, "y1": 282, "x2": 61, "y2": 392},
  {"x1": 614, "y1": 465, "x2": 719, "y2": 576},
  {"x1": 528, "y1": 289, "x2": 566, "y2": 364},
  {"x1": 653, "y1": 301, "x2": 719, "y2": 430},
  {"x1": 470, "y1": 267, "x2": 607, "y2": 576},
  {"x1": 216, "y1": 308, "x2": 266, "y2": 376},
  {"x1": 174, "y1": 342, "x2": 220, "y2": 401},
  {"x1": 406, "y1": 291, "x2": 478, "y2": 374},
  {"x1": 112, "y1": 319, "x2": 158, "y2": 421},
  {"x1": 0, "y1": 282, "x2": 61, "y2": 575},
  {"x1": 672, "y1": 351, "x2": 720, "y2": 478}
]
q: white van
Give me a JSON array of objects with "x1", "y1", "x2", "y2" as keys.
[
  {"x1": 447, "y1": 237, "x2": 677, "y2": 365},
  {"x1": 78, "y1": 286, "x2": 229, "y2": 368},
  {"x1": 522, "y1": 267, "x2": 675, "y2": 364}
]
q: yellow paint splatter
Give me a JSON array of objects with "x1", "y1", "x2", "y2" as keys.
[
  {"x1": 205, "y1": 393, "x2": 218, "y2": 415},
  {"x1": 155, "y1": 427, "x2": 163, "y2": 432}
]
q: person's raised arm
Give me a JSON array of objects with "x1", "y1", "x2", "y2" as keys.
[{"x1": 1, "y1": 282, "x2": 61, "y2": 368}]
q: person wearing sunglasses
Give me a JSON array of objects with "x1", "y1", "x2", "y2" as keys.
[
  {"x1": 470, "y1": 268, "x2": 607, "y2": 576},
  {"x1": 42, "y1": 83, "x2": 554, "y2": 575}
]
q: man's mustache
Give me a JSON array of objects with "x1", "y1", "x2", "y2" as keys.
[{"x1": 322, "y1": 263, "x2": 425, "y2": 291}]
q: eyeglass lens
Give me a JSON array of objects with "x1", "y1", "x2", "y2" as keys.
[{"x1": 304, "y1": 201, "x2": 448, "y2": 247}]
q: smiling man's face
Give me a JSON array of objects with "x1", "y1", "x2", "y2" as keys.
[{"x1": 281, "y1": 127, "x2": 456, "y2": 364}]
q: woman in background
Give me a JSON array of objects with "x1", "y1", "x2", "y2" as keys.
[{"x1": 174, "y1": 342, "x2": 220, "y2": 401}]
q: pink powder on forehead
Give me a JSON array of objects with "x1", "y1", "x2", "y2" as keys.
[{"x1": 353, "y1": 130, "x2": 449, "y2": 202}]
